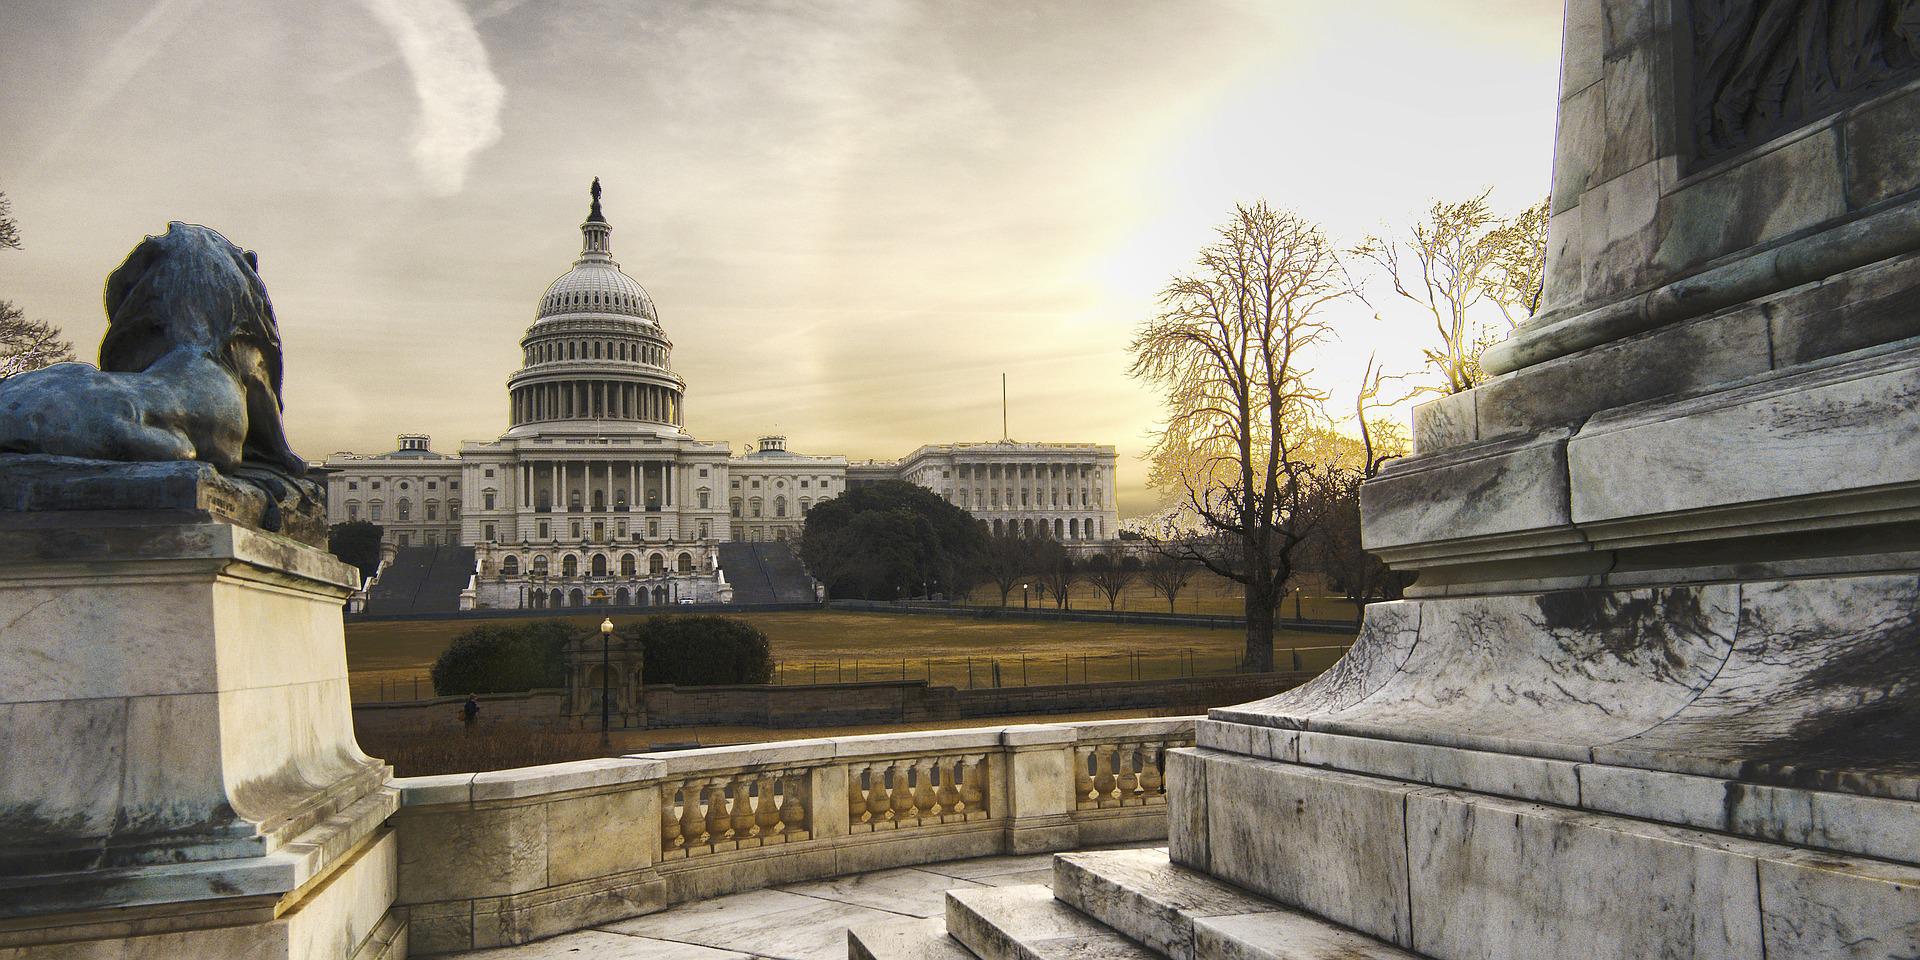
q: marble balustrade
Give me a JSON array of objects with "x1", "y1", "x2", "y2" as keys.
[{"x1": 390, "y1": 717, "x2": 1194, "y2": 955}]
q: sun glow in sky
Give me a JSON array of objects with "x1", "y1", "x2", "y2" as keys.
[{"x1": 0, "y1": 0, "x2": 1563, "y2": 516}]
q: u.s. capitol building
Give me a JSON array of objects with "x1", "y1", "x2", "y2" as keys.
[{"x1": 320, "y1": 183, "x2": 1117, "y2": 609}]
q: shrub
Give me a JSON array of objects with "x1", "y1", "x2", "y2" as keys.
[
  {"x1": 430, "y1": 619, "x2": 576, "y2": 696},
  {"x1": 328, "y1": 521, "x2": 385, "y2": 578},
  {"x1": 639, "y1": 615, "x2": 773, "y2": 686}
]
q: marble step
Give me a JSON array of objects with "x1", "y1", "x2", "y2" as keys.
[
  {"x1": 1054, "y1": 848, "x2": 1421, "y2": 960},
  {"x1": 945, "y1": 885, "x2": 1160, "y2": 960},
  {"x1": 848, "y1": 915, "x2": 978, "y2": 960}
]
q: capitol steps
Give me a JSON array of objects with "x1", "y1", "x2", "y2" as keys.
[{"x1": 848, "y1": 848, "x2": 1420, "y2": 960}]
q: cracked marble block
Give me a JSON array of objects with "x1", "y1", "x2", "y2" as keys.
[
  {"x1": 1176, "y1": 2, "x2": 1920, "y2": 959},
  {"x1": 0, "y1": 459, "x2": 402, "y2": 959}
]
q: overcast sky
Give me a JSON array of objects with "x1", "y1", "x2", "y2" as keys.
[{"x1": 0, "y1": 0, "x2": 1562, "y2": 516}]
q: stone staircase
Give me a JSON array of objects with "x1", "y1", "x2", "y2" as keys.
[
  {"x1": 850, "y1": 848, "x2": 1417, "y2": 960},
  {"x1": 361, "y1": 544, "x2": 476, "y2": 615},
  {"x1": 715, "y1": 540, "x2": 818, "y2": 604}
]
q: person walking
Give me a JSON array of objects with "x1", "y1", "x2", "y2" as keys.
[{"x1": 461, "y1": 694, "x2": 480, "y2": 732}]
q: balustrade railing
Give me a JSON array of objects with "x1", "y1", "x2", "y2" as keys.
[
  {"x1": 393, "y1": 716, "x2": 1200, "y2": 955},
  {"x1": 846, "y1": 752, "x2": 991, "y2": 832},
  {"x1": 1074, "y1": 737, "x2": 1188, "y2": 810},
  {"x1": 661, "y1": 768, "x2": 812, "y2": 858}
]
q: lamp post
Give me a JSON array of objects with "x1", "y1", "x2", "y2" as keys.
[
  {"x1": 1021, "y1": 583, "x2": 1029, "y2": 610},
  {"x1": 598, "y1": 617, "x2": 614, "y2": 748}
]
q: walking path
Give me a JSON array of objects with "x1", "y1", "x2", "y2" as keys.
[{"x1": 455, "y1": 844, "x2": 1155, "y2": 959}]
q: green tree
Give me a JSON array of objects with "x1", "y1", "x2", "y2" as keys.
[
  {"x1": 430, "y1": 620, "x2": 576, "y2": 696},
  {"x1": 800, "y1": 479, "x2": 987, "y2": 600},
  {"x1": 328, "y1": 520, "x2": 386, "y2": 578},
  {"x1": 638, "y1": 615, "x2": 773, "y2": 685}
]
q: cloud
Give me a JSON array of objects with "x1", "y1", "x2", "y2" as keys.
[
  {"x1": 26, "y1": 0, "x2": 209, "y2": 174},
  {"x1": 354, "y1": 0, "x2": 505, "y2": 195}
]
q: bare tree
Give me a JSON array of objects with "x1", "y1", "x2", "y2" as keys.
[
  {"x1": 0, "y1": 193, "x2": 20, "y2": 251},
  {"x1": 1140, "y1": 551, "x2": 1199, "y2": 613},
  {"x1": 1084, "y1": 550, "x2": 1141, "y2": 611},
  {"x1": 0, "y1": 190, "x2": 76, "y2": 380},
  {"x1": 1129, "y1": 201, "x2": 1348, "y2": 671},
  {"x1": 0, "y1": 304, "x2": 76, "y2": 379},
  {"x1": 1031, "y1": 538, "x2": 1080, "y2": 610},
  {"x1": 980, "y1": 534, "x2": 1036, "y2": 606},
  {"x1": 1352, "y1": 192, "x2": 1548, "y2": 395}
]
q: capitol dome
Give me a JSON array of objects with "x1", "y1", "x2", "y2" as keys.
[
  {"x1": 536, "y1": 258, "x2": 657, "y2": 322},
  {"x1": 534, "y1": 181, "x2": 658, "y2": 323},
  {"x1": 504, "y1": 179, "x2": 686, "y2": 438}
]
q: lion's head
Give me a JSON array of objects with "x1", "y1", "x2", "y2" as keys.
[{"x1": 97, "y1": 222, "x2": 304, "y2": 478}]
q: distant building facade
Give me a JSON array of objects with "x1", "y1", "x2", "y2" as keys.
[
  {"x1": 727, "y1": 436, "x2": 847, "y2": 542},
  {"x1": 321, "y1": 435, "x2": 463, "y2": 547},
  {"x1": 320, "y1": 182, "x2": 1126, "y2": 609}
]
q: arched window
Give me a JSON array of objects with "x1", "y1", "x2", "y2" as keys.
[
  {"x1": 501, "y1": 555, "x2": 520, "y2": 576},
  {"x1": 425, "y1": 500, "x2": 438, "y2": 521},
  {"x1": 774, "y1": 496, "x2": 787, "y2": 518},
  {"x1": 616, "y1": 587, "x2": 630, "y2": 605},
  {"x1": 677, "y1": 552, "x2": 693, "y2": 573},
  {"x1": 1069, "y1": 518, "x2": 1078, "y2": 539},
  {"x1": 649, "y1": 553, "x2": 665, "y2": 575},
  {"x1": 620, "y1": 553, "x2": 637, "y2": 577},
  {"x1": 562, "y1": 554, "x2": 579, "y2": 577},
  {"x1": 591, "y1": 554, "x2": 607, "y2": 576},
  {"x1": 396, "y1": 499, "x2": 411, "y2": 521},
  {"x1": 569, "y1": 589, "x2": 585, "y2": 607},
  {"x1": 532, "y1": 554, "x2": 549, "y2": 575},
  {"x1": 549, "y1": 588, "x2": 562, "y2": 607}
]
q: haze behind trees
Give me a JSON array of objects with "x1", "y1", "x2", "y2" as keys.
[{"x1": 1129, "y1": 192, "x2": 1544, "y2": 669}]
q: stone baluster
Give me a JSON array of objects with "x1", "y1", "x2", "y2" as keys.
[
  {"x1": 1093, "y1": 745, "x2": 1118, "y2": 807},
  {"x1": 679, "y1": 777, "x2": 709, "y2": 848},
  {"x1": 661, "y1": 784, "x2": 684, "y2": 854},
  {"x1": 1139, "y1": 743, "x2": 1165, "y2": 800},
  {"x1": 888, "y1": 760, "x2": 916, "y2": 824},
  {"x1": 935, "y1": 756, "x2": 962, "y2": 817},
  {"x1": 755, "y1": 773, "x2": 783, "y2": 839},
  {"x1": 1117, "y1": 743, "x2": 1139, "y2": 803},
  {"x1": 848, "y1": 762, "x2": 871, "y2": 827},
  {"x1": 910, "y1": 758, "x2": 937, "y2": 822},
  {"x1": 866, "y1": 763, "x2": 892, "y2": 826},
  {"x1": 704, "y1": 778, "x2": 732, "y2": 844},
  {"x1": 960, "y1": 754, "x2": 986, "y2": 817},
  {"x1": 1074, "y1": 746, "x2": 1096, "y2": 807},
  {"x1": 730, "y1": 776, "x2": 757, "y2": 842},
  {"x1": 780, "y1": 773, "x2": 809, "y2": 839}
]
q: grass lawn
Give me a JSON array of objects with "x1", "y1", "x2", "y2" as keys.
[{"x1": 347, "y1": 608, "x2": 1356, "y2": 701}]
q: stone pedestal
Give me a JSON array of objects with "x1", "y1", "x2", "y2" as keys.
[
  {"x1": 0, "y1": 458, "x2": 402, "y2": 958},
  {"x1": 1169, "y1": 2, "x2": 1920, "y2": 957}
]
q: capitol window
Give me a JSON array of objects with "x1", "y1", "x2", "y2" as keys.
[
  {"x1": 427, "y1": 480, "x2": 437, "y2": 490},
  {"x1": 730, "y1": 498, "x2": 741, "y2": 518},
  {"x1": 370, "y1": 503, "x2": 383, "y2": 522},
  {"x1": 750, "y1": 498, "x2": 762, "y2": 518},
  {"x1": 399, "y1": 481, "x2": 409, "y2": 491},
  {"x1": 371, "y1": 481, "x2": 381, "y2": 490},
  {"x1": 425, "y1": 502, "x2": 438, "y2": 520},
  {"x1": 397, "y1": 500, "x2": 411, "y2": 521},
  {"x1": 347, "y1": 481, "x2": 358, "y2": 491},
  {"x1": 774, "y1": 497, "x2": 786, "y2": 518},
  {"x1": 698, "y1": 519, "x2": 711, "y2": 538},
  {"x1": 538, "y1": 520, "x2": 550, "y2": 539},
  {"x1": 484, "y1": 492, "x2": 496, "y2": 510},
  {"x1": 697, "y1": 490, "x2": 710, "y2": 509}
]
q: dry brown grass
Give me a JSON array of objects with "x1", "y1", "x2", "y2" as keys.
[{"x1": 347, "y1": 608, "x2": 1354, "y2": 702}]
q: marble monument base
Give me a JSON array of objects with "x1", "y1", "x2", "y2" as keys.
[
  {"x1": 0, "y1": 466, "x2": 402, "y2": 958},
  {"x1": 1168, "y1": 575, "x2": 1920, "y2": 960}
]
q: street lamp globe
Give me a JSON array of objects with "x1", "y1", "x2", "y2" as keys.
[{"x1": 600, "y1": 617, "x2": 614, "y2": 636}]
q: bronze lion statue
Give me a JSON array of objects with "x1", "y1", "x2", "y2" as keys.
[{"x1": 0, "y1": 222, "x2": 314, "y2": 499}]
